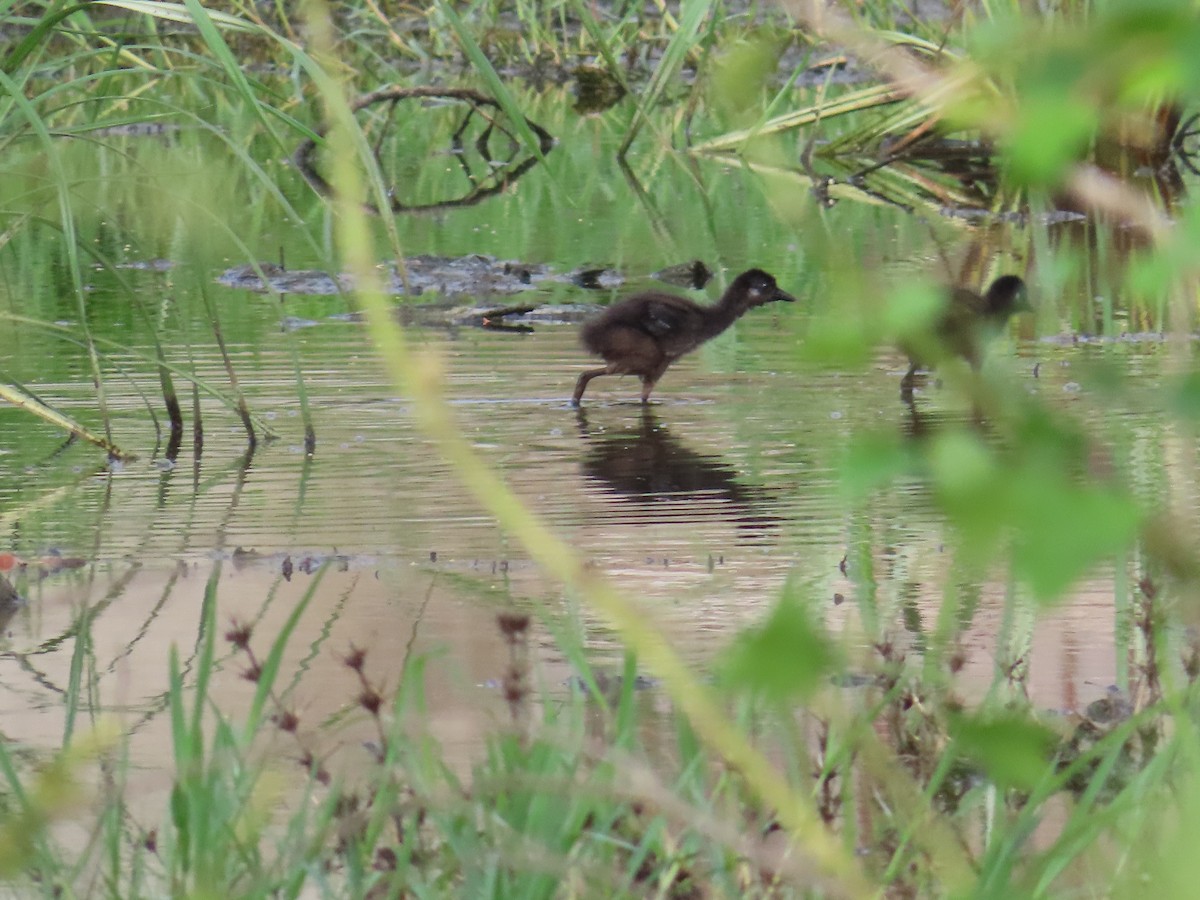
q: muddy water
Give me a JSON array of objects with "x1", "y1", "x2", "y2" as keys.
[
  {"x1": 0, "y1": 292, "x2": 1168, "y2": 781},
  {"x1": 0, "y1": 92, "x2": 1180, "y2": 775}
]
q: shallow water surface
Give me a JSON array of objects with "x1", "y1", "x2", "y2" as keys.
[
  {"x1": 0, "y1": 301, "x2": 1168, "y2": 775},
  {"x1": 0, "y1": 96, "x2": 1184, "y2": 776}
]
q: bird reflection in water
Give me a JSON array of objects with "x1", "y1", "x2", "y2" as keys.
[{"x1": 575, "y1": 408, "x2": 783, "y2": 541}]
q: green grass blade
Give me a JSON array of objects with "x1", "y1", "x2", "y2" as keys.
[
  {"x1": 619, "y1": 0, "x2": 713, "y2": 156},
  {"x1": 565, "y1": 0, "x2": 630, "y2": 99},
  {"x1": 0, "y1": 315, "x2": 280, "y2": 440},
  {"x1": 95, "y1": 0, "x2": 284, "y2": 150},
  {"x1": 0, "y1": 380, "x2": 131, "y2": 459},
  {"x1": 1, "y1": 2, "x2": 96, "y2": 75},
  {"x1": 691, "y1": 83, "x2": 906, "y2": 153},
  {"x1": 0, "y1": 67, "x2": 114, "y2": 445},
  {"x1": 244, "y1": 565, "x2": 325, "y2": 739},
  {"x1": 190, "y1": 566, "x2": 221, "y2": 744},
  {"x1": 436, "y1": 2, "x2": 554, "y2": 163}
]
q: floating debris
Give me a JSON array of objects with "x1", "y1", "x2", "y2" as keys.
[
  {"x1": 502, "y1": 304, "x2": 595, "y2": 325},
  {"x1": 392, "y1": 254, "x2": 553, "y2": 296},
  {"x1": 217, "y1": 255, "x2": 551, "y2": 297},
  {"x1": 107, "y1": 258, "x2": 175, "y2": 272},
  {"x1": 216, "y1": 256, "x2": 724, "y2": 300},
  {"x1": 216, "y1": 257, "x2": 734, "y2": 332},
  {"x1": 1039, "y1": 332, "x2": 1171, "y2": 345},
  {"x1": 0, "y1": 551, "x2": 86, "y2": 576},
  {"x1": 570, "y1": 267, "x2": 625, "y2": 290},
  {"x1": 565, "y1": 671, "x2": 659, "y2": 693},
  {"x1": 281, "y1": 316, "x2": 322, "y2": 331},
  {"x1": 1084, "y1": 686, "x2": 1133, "y2": 725},
  {"x1": 940, "y1": 207, "x2": 1087, "y2": 225},
  {"x1": 652, "y1": 259, "x2": 713, "y2": 289},
  {"x1": 86, "y1": 122, "x2": 181, "y2": 138},
  {"x1": 217, "y1": 264, "x2": 346, "y2": 294},
  {"x1": 830, "y1": 671, "x2": 878, "y2": 688},
  {"x1": 573, "y1": 64, "x2": 626, "y2": 115}
]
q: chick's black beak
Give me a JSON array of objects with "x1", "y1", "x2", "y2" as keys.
[{"x1": 774, "y1": 288, "x2": 797, "y2": 303}]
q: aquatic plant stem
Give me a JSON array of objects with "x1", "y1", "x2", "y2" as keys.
[
  {"x1": 198, "y1": 285, "x2": 257, "y2": 449},
  {"x1": 0, "y1": 66, "x2": 115, "y2": 448},
  {"x1": 619, "y1": 0, "x2": 712, "y2": 156},
  {"x1": 0, "y1": 381, "x2": 129, "y2": 460},
  {"x1": 784, "y1": 0, "x2": 1172, "y2": 241},
  {"x1": 436, "y1": 2, "x2": 553, "y2": 164},
  {"x1": 301, "y1": 2, "x2": 870, "y2": 894},
  {"x1": 0, "y1": 315, "x2": 279, "y2": 440}
]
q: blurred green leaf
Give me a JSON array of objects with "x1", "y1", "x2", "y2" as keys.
[
  {"x1": 1003, "y1": 91, "x2": 1097, "y2": 187},
  {"x1": 841, "y1": 431, "x2": 914, "y2": 499},
  {"x1": 928, "y1": 431, "x2": 997, "y2": 502},
  {"x1": 924, "y1": 431, "x2": 1005, "y2": 564},
  {"x1": 709, "y1": 31, "x2": 783, "y2": 123},
  {"x1": 950, "y1": 710, "x2": 1058, "y2": 791},
  {"x1": 1010, "y1": 478, "x2": 1140, "y2": 601},
  {"x1": 1169, "y1": 372, "x2": 1200, "y2": 421},
  {"x1": 964, "y1": 13, "x2": 1023, "y2": 68},
  {"x1": 1075, "y1": 357, "x2": 1125, "y2": 395},
  {"x1": 923, "y1": 415, "x2": 1141, "y2": 603},
  {"x1": 1117, "y1": 54, "x2": 1184, "y2": 102},
  {"x1": 804, "y1": 311, "x2": 876, "y2": 366},
  {"x1": 1013, "y1": 406, "x2": 1090, "y2": 471},
  {"x1": 884, "y1": 281, "x2": 943, "y2": 340},
  {"x1": 1111, "y1": 772, "x2": 1200, "y2": 897},
  {"x1": 721, "y1": 585, "x2": 838, "y2": 702},
  {"x1": 1097, "y1": 0, "x2": 1200, "y2": 96}
]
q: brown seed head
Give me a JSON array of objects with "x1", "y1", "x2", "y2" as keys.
[
  {"x1": 225, "y1": 619, "x2": 253, "y2": 650},
  {"x1": 273, "y1": 710, "x2": 300, "y2": 733},
  {"x1": 343, "y1": 644, "x2": 368, "y2": 672},
  {"x1": 497, "y1": 611, "x2": 531, "y2": 638},
  {"x1": 358, "y1": 687, "x2": 383, "y2": 715}
]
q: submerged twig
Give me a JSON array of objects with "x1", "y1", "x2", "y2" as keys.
[
  {"x1": 198, "y1": 285, "x2": 257, "y2": 451},
  {"x1": 0, "y1": 381, "x2": 132, "y2": 461},
  {"x1": 292, "y1": 85, "x2": 555, "y2": 215}
]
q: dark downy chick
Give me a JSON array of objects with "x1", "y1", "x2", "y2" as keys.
[{"x1": 572, "y1": 268, "x2": 796, "y2": 405}]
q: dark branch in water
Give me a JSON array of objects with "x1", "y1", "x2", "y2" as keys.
[{"x1": 293, "y1": 86, "x2": 555, "y2": 215}]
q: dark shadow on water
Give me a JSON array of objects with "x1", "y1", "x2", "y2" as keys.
[
  {"x1": 575, "y1": 408, "x2": 783, "y2": 541},
  {"x1": 900, "y1": 395, "x2": 988, "y2": 443}
]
